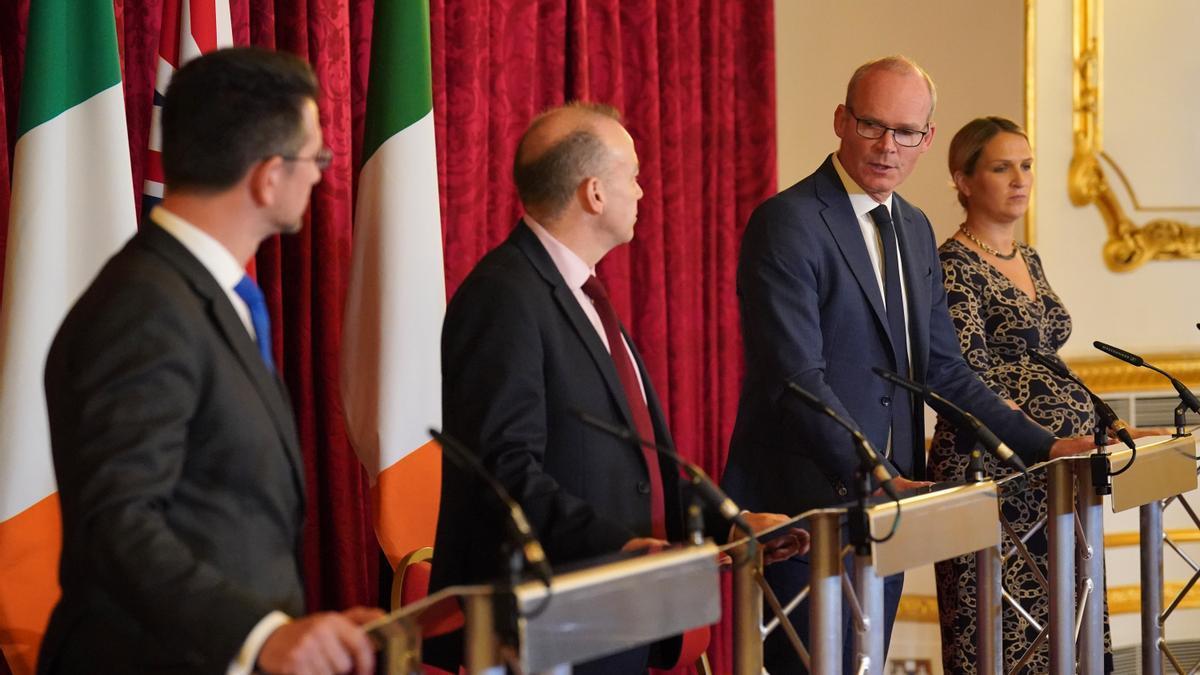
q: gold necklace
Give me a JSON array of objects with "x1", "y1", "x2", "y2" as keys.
[{"x1": 959, "y1": 224, "x2": 1017, "y2": 260}]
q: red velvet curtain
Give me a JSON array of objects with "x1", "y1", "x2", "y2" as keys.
[{"x1": 0, "y1": 1, "x2": 776, "y2": 671}]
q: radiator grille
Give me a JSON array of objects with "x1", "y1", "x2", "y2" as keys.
[{"x1": 1113, "y1": 640, "x2": 1200, "y2": 673}]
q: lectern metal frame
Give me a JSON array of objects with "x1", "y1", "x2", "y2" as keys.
[
  {"x1": 366, "y1": 543, "x2": 721, "y2": 674},
  {"x1": 995, "y1": 455, "x2": 1087, "y2": 675},
  {"x1": 727, "y1": 481, "x2": 1001, "y2": 675},
  {"x1": 1105, "y1": 433, "x2": 1198, "y2": 675}
]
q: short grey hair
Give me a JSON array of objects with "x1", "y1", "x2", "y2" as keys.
[{"x1": 512, "y1": 102, "x2": 622, "y2": 216}]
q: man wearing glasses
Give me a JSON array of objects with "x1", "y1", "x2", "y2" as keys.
[
  {"x1": 39, "y1": 48, "x2": 380, "y2": 675},
  {"x1": 721, "y1": 56, "x2": 1086, "y2": 673}
]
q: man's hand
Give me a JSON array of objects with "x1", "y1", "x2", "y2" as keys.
[
  {"x1": 873, "y1": 476, "x2": 933, "y2": 497},
  {"x1": 1049, "y1": 436, "x2": 1111, "y2": 459},
  {"x1": 1124, "y1": 426, "x2": 1173, "y2": 440},
  {"x1": 621, "y1": 537, "x2": 669, "y2": 554},
  {"x1": 735, "y1": 512, "x2": 810, "y2": 564},
  {"x1": 257, "y1": 607, "x2": 384, "y2": 675}
]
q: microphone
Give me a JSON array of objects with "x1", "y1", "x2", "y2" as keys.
[
  {"x1": 574, "y1": 409, "x2": 751, "y2": 536},
  {"x1": 1027, "y1": 350, "x2": 1135, "y2": 451},
  {"x1": 1093, "y1": 341, "x2": 1200, "y2": 413},
  {"x1": 783, "y1": 381, "x2": 900, "y2": 501},
  {"x1": 1093, "y1": 340, "x2": 1144, "y2": 367},
  {"x1": 429, "y1": 428, "x2": 554, "y2": 586},
  {"x1": 871, "y1": 367, "x2": 1028, "y2": 473}
]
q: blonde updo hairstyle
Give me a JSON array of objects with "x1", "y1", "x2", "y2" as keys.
[{"x1": 948, "y1": 116, "x2": 1027, "y2": 209}]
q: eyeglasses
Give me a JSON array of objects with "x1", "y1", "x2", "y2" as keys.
[
  {"x1": 280, "y1": 146, "x2": 333, "y2": 171},
  {"x1": 845, "y1": 107, "x2": 928, "y2": 148}
]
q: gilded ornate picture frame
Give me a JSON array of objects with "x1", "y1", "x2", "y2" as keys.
[{"x1": 1068, "y1": 0, "x2": 1200, "y2": 272}]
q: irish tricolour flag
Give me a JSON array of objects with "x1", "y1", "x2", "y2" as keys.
[
  {"x1": 341, "y1": 0, "x2": 445, "y2": 567},
  {"x1": 0, "y1": 0, "x2": 137, "y2": 672}
]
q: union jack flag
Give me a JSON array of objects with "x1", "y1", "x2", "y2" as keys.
[{"x1": 142, "y1": 0, "x2": 233, "y2": 220}]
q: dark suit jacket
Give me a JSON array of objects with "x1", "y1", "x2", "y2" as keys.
[
  {"x1": 430, "y1": 221, "x2": 688, "y2": 595},
  {"x1": 722, "y1": 156, "x2": 1054, "y2": 516},
  {"x1": 38, "y1": 224, "x2": 306, "y2": 674}
]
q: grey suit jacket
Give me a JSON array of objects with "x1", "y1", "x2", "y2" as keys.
[{"x1": 39, "y1": 224, "x2": 305, "y2": 674}]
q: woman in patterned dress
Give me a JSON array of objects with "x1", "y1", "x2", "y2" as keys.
[{"x1": 928, "y1": 117, "x2": 1118, "y2": 673}]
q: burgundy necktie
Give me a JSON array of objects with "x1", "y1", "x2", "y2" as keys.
[{"x1": 581, "y1": 275, "x2": 667, "y2": 540}]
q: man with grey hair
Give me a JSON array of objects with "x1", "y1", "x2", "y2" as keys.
[
  {"x1": 722, "y1": 55, "x2": 1095, "y2": 673},
  {"x1": 429, "y1": 102, "x2": 804, "y2": 672}
]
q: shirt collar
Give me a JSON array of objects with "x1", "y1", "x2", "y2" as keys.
[
  {"x1": 524, "y1": 215, "x2": 595, "y2": 290},
  {"x1": 150, "y1": 205, "x2": 247, "y2": 291},
  {"x1": 832, "y1": 152, "x2": 894, "y2": 221}
]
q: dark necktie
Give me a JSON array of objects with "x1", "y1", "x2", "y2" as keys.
[
  {"x1": 581, "y1": 275, "x2": 667, "y2": 540},
  {"x1": 868, "y1": 205, "x2": 913, "y2": 470},
  {"x1": 234, "y1": 275, "x2": 276, "y2": 373}
]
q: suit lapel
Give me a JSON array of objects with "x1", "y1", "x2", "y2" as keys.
[
  {"x1": 893, "y1": 197, "x2": 931, "y2": 379},
  {"x1": 510, "y1": 222, "x2": 640, "y2": 433},
  {"x1": 141, "y1": 226, "x2": 305, "y2": 495},
  {"x1": 814, "y1": 158, "x2": 890, "y2": 337},
  {"x1": 206, "y1": 295, "x2": 305, "y2": 471}
]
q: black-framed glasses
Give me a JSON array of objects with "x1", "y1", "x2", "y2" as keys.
[
  {"x1": 280, "y1": 146, "x2": 333, "y2": 171},
  {"x1": 845, "y1": 107, "x2": 928, "y2": 148}
]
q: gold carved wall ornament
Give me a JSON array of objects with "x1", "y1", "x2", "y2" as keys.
[{"x1": 1069, "y1": 0, "x2": 1200, "y2": 272}]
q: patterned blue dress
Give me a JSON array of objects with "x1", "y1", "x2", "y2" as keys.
[{"x1": 928, "y1": 239, "x2": 1109, "y2": 674}]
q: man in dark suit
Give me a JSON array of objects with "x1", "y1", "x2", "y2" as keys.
[
  {"x1": 39, "y1": 48, "x2": 380, "y2": 675},
  {"x1": 721, "y1": 56, "x2": 1096, "y2": 673},
  {"x1": 430, "y1": 102, "x2": 805, "y2": 673}
]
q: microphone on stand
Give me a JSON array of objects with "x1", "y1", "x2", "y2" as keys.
[
  {"x1": 871, "y1": 367, "x2": 1028, "y2": 474},
  {"x1": 1094, "y1": 341, "x2": 1200, "y2": 413},
  {"x1": 1027, "y1": 349, "x2": 1135, "y2": 451},
  {"x1": 430, "y1": 428, "x2": 554, "y2": 587},
  {"x1": 574, "y1": 409, "x2": 752, "y2": 538},
  {"x1": 782, "y1": 381, "x2": 900, "y2": 501}
]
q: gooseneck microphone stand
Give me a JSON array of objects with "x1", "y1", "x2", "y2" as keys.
[
  {"x1": 783, "y1": 381, "x2": 904, "y2": 675},
  {"x1": 1095, "y1": 340, "x2": 1200, "y2": 438},
  {"x1": 573, "y1": 408, "x2": 757, "y2": 555},
  {"x1": 782, "y1": 381, "x2": 903, "y2": 544},
  {"x1": 868, "y1": 367, "x2": 1015, "y2": 674},
  {"x1": 870, "y1": 367, "x2": 1028, "y2": 475},
  {"x1": 1027, "y1": 348, "x2": 1142, "y2": 492},
  {"x1": 429, "y1": 427, "x2": 554, "y2": 648}
]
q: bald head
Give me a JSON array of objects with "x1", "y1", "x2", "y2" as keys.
[
  {"x1": 513, "y1": 102, "x2": 623, "y2": 218},
  {"x1": 846, "y1": 55, "x2": 937, "y2": 122}
]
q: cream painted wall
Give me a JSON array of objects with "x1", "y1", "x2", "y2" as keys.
[{"x1": 774, "y1": 0, "x2": 1024, "y2": 246}]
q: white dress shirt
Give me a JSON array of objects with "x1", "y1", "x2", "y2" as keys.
[
  {"x1": 150, "y1": 206, "x2": 257, "y2": 339},
  {"x1": 830, "y1": 153, "x2": 912, "y2": 363},
  {"x1": 525, "y1": 216, "x2": 648, "y2": 400}
]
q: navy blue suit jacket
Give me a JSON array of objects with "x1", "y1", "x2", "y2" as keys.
[{"x1": 722, "y1": 155, "x2": 1054, "y2": 516}]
